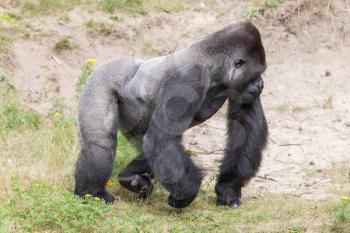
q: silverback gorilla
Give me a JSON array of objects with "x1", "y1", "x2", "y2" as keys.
[{"x1": 74, "y1": 21, "x2": 268, "y2": 209}]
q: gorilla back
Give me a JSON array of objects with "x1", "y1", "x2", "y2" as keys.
[{"x1": 74, "y1": 21, "x2": 268, "y2": 209}]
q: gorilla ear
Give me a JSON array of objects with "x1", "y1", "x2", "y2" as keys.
[{"x1": 234, "y1": 59, "x2": 245, "y2": 69}]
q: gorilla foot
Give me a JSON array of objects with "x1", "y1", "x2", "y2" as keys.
[
  {"x1": 76, "y1": 190, "x2": 115, "y2": 204},
  {"x1": 167, "y1": 195, "x2": 196, "y2": 209},
  {"x1": 118, "y1": 174, "x2": 153, "y2": 199},
  {"x1": 216, "y1": 198, "x2": 241, "y2": 208},
  {"x1": 100, "y1": 191, "x2": 116, "y2": 203}
]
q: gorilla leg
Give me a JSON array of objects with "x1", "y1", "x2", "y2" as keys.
[
  {"x1": 74, "y1": 77, "x2": 119, "y2": 203},
  {"x1": 118, "y1": 153, "x2": 153, "y2": 199},
  {"x1": 215, "y1": 97, "x2": 268, "y2": 208},
  {"x1": 143, "y1": 64, "x2": 207, "y2": 208}
]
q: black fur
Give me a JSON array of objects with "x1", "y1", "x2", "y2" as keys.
[{"x1": 215, "y1": 97, "x2": 268, "y2": 208}]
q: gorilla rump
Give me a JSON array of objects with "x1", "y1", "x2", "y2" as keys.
[{"x1": 74, "y1": 21, "x2": 268, "y2": 209}]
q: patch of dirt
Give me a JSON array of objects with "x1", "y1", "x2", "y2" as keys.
[{"x1": 4, "y1": 0, "x2": 350, "y2": 199}]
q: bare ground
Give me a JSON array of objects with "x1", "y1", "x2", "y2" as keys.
[{"x1": 2, "y1": 0, "x2": 350, "y2": 200}]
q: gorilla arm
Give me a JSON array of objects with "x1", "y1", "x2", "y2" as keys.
[
  {"x1": 192, "y1": 76, "x2": 264, "y2": 126},
  {"x1": 215, "y1": 97, "x2": 268, "y2": 207},
  {"x1": 142, "y1": 64, "x2": 209, "y2": 208}
]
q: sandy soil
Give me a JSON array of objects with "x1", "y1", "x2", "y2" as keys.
[{"x1": 3, "y1": 0, "x2": 350, "y2": 199}]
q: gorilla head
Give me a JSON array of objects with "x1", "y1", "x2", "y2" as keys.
[{"x1": 201, "y1": 22, "x2": 266, "y2": 90}]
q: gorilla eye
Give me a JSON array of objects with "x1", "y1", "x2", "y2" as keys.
[{"x1": 234, "y1": 59, "x2": 245, "y2": 69}]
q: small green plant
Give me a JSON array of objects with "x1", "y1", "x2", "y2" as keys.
[
  {"x1": 85, "y1": 20, "x2": 116, "y2": 37},
  {"x1": 0, "y1": 12, "x2": 21, "y2": 24},
  {"x1": 288, "y1": 226, "x2": 306, "y2": 233},
  {"x1": 266, "y1": 0, "x2": 286, "y2": 9},
  {"x1": 245, "y1": 4, "x2": 259, "y2": 18},
  {"x1": 76, "y1": 62, "x2": 94, "y2": 94},
  {"x1": 332, "y1": 202, "x2": 350, "y2": 232},
  {"x1": 99, "y1": 0, "x2": 145, "y2": 13},
  {"x1": 51, "y1": 96, "x2": 66, "y2": 113},
  {"x1": 21, "y1": 0, "x2": 76, "y2": 15},
  {"x1": 110, "y1": 15, "x2": 122, "y2": 21},
  {"x1": 2, "y1": 103, "x2": 42, "y2": 129},
  {"x1": 0, "y1": 35, "x2": 11, "y2": 54},
  {"x1": 54, "y1": 37, "x2": 77, "y2": 53},
  {"x1": 0, "y1": 75, "x2": 7, "y2": 83}
]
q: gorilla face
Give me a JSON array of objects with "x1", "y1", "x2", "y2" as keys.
[
  {"x1": 226, "y1": 41, "x2": 266, "y2": 90},
  {"x1": 205, "y1": 22, "x2": 266, "y2": 90}
]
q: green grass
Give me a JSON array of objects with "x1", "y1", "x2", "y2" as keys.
[
  {"x1": 54, "y1": 37, "x2": 78, "y2": 53},
  {"x1": 332, "y1": 202, "x2": 350, "y2": 232},
  {"x1": 2, "y1": 0, "x2": 195, "y2": 16},
  {"x1": 76, "y1": 62, "x2": 94, "y2": 94},
  {"x1": 244, "y1": 0, "x2": 287, "y2": 19},
  {"x1": 85, "y1": 19, "x2": 117, "y2": 37},
  {"x1": 265, "y1": 0, "x2": 286, "y2": 9},
  {"x1": 245, "y1": 4, "x2": 259, "y2": 19},
  {"x1": 1, "y1": 182, "x2": 118, "y2": 232},
  {"x1": 0, "y1": 13, "x2": 22, "y2": 63},
  {"x1": 21, "y1": 0, "x2": 79, "y2": 15}
]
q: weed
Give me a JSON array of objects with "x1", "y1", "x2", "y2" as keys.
[
  {"x1": 76, "y1": 63, "x2": 94, "y2": 94},
  {"x1": 51, "y1": 96, "x2": 66, "y2": 113},
  {"x1": 288, "y1": 226, "x2": 306, "y2": 233},
  {"x1": 54, "y1": 37, "x2": 77, "y2": 53},
  {"x1": 332, "y1": 202, "x2": 350, "y2": 232},
  {"x1": 0, "y1": 12, "x2": 21, "y2": 24},
  {"x1": 110, "y1": 15, "x2": 122, "y2": 21},
  {"x1": 2, "y1": 103, "x2": 42, "y2": 129},
  {"x1": 265, "y1": 0, "x2": 286, "y2": 9},
  {"x1": 245, "y1": 4, "x2": 259, "y2": 18},
  {"x1": 85, "y1": 19, "x2": 116, "y2": 37},
  {"x1": 100, "y1": 0, "x2": 145, "y2": 13},
  {"x1": 21, "y1": 0, "x2": 77, "y2": 15}
]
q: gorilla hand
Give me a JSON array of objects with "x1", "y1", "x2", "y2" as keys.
[{"x1": 241, "y1": 76, "x2": 264, "y2": 105}]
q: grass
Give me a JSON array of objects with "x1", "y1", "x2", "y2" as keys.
[
  {"x1": 332, "y1": 202, "x2": 350, "y2": 232},
  {"x1": 76, "y1": 62, "x2": 94, "y2": 94},
  {"x1": 53, "y1": 37, "x2": 78, "y2": 53},
  {"x1": 2, "y1": 0, "x2": 196, "y2": 16},
  {"x1": 85, "y1": 19, "x2": 117, "y2": 37},
  {"x1": 244, "y1": 0, "x2": 287, "y2": 18},
  {"x1": 0, "y1": 12, "x2": 22, "y2": 68}
]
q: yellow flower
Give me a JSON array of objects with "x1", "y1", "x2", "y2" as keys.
[
  {"x1": 94, "y1": 197, "x2": 101, "y2": 202},
  {"x1": 340, "y1": 195, "x2": 350, "y2": 201},
  {"x1": 106, "y1": 178, "x2": 113, "y2": 188},
  {"x1": 54, "y1": 112, "x2": 62, "y2": 118},
  {"x1": 85, "y1": 194, "x2": 92, "y2": 198},
  {"x1": 33, "y1": 183, "x2": 40, "y2": 187},
  {"x1": 86, "y1": 58, "x2": 97, "y2": 64}
]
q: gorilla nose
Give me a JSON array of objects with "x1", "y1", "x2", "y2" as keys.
[
  {"x1": 252, "y1": 78, "x2": 264, "y2": 96},
  {"x1": 258, "y1": 79, "x2": 264, "y2": 90}
]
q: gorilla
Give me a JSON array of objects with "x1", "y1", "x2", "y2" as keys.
[{"x1": 74, "y1": 21, "x2": 268, "y2": 209}]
